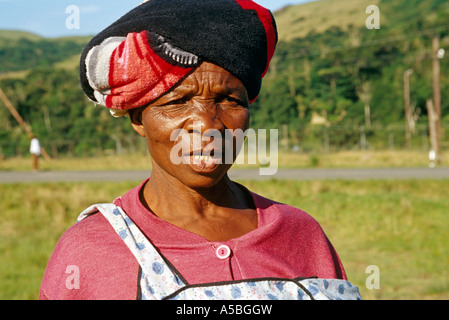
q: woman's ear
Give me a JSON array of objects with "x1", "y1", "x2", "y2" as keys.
[{"x1": 129, "y1": 107, "x2": 146, "y2": 137}]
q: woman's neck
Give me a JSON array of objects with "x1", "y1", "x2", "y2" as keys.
[
  {"x1": 145, "y1": 168, "x2": 250, "y2": 215},
  {"x1": 139, "y1": 164, "x2": 257, "y2": 241}
]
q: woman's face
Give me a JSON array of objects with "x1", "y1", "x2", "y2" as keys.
[{"x1": 130, "y1": 62, "x2": 250, "y2": 188}]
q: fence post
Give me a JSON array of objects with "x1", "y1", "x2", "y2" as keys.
[
  {"x1": 388, "y1": 131, "x2": 394, "y2": 150},
  {"x1": 323, "y1": 127, "x2": 330, "y2": 153},
  {"x1": 282, "y1": 124, "x2": 289, "y2": 152},
  {"x1": 360, "y1": 126, "x2": 367, "y2": 151}
]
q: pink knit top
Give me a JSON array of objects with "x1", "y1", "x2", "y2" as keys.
[{"x1": 40, "y1": 180, "x2": 346, "y2": 300}]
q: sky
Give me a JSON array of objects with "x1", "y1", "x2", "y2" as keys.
[{"x1": 0, "y1": 0, "x2": 313, "y2": 38}]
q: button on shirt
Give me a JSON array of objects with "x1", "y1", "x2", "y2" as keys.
[{"x1": 215, "y1": 245, "x2": 231, "y2": 260}]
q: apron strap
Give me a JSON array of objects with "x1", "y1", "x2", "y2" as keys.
[{"x1": 78, "y1": 203, "x2": 186, "y2": 299}]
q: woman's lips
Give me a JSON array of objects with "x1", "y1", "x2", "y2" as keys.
[{"x1": 182, "y1": 154, "x2": 223, "y2": 173}]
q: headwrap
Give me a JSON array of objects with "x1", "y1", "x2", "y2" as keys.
[{"x1": 80, "y1": 0, "x2": 277, "y2": 117}]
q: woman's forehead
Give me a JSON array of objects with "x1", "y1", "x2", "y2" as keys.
[{"x1": 170, "y1": 62, "x2": 248, "y2": 97}]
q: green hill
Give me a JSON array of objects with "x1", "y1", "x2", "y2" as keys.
[
  {"x1": 274, "y1": 0, "x2": 381, "y2": 42},
  {"x1": 275, "y1": 0, "x2": 449, "y2": 42},
  {"x1": 0, "y1": 30, "x2": 43, "y2": 42},
  {"x1": 0, "y1": 30, "x2": 89, "y2": 75}
]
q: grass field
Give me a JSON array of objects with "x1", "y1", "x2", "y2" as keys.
[{"x1": 1, "y1": 178, "x2": 448, "y2": 300}]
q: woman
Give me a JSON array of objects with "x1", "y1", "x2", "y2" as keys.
[{"x1": 40, "y1": 0, "x2": 361, "y2": 300}]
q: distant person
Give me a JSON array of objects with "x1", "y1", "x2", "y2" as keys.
[
  {"x1": 29, "y1": 136, "x2": 41, "y2": 171},
  {"x1": 40, "y1": 0, "x2": 361, "y2": 300}
]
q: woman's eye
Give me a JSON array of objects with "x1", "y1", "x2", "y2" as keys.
[
  {"x1": 168, "y1": 97, "x2": 189, "y2": 105},
  {"x1": 219, "y1": 96, "x2": 245, "y2": 107},
  {"x1": 157, "y1": 97, "x2": 189, "y2": 107},
  {"x1": 224, "y1": 97, "x2": 239, "y2": 103}
]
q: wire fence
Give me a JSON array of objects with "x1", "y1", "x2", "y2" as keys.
[{"x1": 282, "y1": 123, "x2": 448, "y2": 154}]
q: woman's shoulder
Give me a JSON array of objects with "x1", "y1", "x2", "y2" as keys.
[
  {"x1": 40, "y1": 209, "x2": 138, "y2": 300},
  {"x1": 251, "y1": 191, "x2": 321, "y2": 225},
  {"x1": 49, "y1": 211, "x2": 128, "y2": 266}
]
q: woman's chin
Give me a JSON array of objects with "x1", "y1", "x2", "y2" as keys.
[{"x1": 173, "y1": 159, "x2": 232, "y2": 189}]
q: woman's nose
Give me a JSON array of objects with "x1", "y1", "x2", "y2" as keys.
[{"x1": 185, "y1": 101, "x2": 225, "y2": 134}]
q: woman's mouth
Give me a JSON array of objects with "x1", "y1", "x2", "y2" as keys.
[{"x1": 184, "y1": 153, "x2": 223, "y2": 173}]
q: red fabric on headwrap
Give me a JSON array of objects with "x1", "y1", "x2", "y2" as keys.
[
  {"x1": 235, "y1": 0, "x2": 277, "y2": 77},
  {"x1": 106, "y1": 31, "x2": 194, "y2": 110}
]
